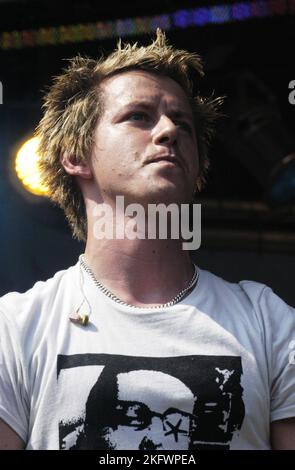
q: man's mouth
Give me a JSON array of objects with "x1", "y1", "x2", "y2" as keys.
[{"x1": 147, "y1": 155, "x2": 183, "y2": 169}]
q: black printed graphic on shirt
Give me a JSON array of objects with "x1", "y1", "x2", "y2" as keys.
[{"x1": 57, "y1": 354, "x2": 245, "y2": 450}]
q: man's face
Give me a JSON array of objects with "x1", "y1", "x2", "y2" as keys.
[
  {"x1": 101, "y1": 370, "x2": 196, "y2": 450},
  {"x1": 89, "y1": 70, "x2": 199, "y2": 207}
]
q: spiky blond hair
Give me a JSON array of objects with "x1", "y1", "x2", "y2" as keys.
[{"x1": 36, "y1": 29, "x2": 222, "y2": 241}]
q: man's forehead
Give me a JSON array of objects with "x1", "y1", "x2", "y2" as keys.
[{"x1": 100, "y1": 70, "x2": 191, "y2": 110}]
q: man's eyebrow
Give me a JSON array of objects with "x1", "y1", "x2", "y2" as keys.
[
  {"x1": 169, "y1": 110, "x2": 194, "y2": 122},
  {"x1": 111, "y1": 101, "x2": 154, "y2": 119},
  {"x1": 115, "y1": 101, "x2": 194, "y2": 122},
  {"x1": 119, "y1": 100, "x2": 155, "y2": 110}
]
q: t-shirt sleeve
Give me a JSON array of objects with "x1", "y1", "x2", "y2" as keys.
[
  {"x1": 0, "y1": 310, "x2": 29, "y2": 443},
  {"x1": 258, "y1": 287, "x2": 295, "y2": 422}
]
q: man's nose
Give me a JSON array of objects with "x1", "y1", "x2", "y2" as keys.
[{"x1": 152, "y1": 115, "x2": 178, "y2": 146}]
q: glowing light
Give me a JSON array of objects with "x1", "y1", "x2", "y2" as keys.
[
  {"x1": 192, "y1": 8, "x2": 210, "y2": 26},
  {"x1": 212, "y1": 5, "x2": 231, "y2": 23},
  {"x1": 15, "y1": 137, "x2": 48, "y2": 196},
  {"x1": 173, "y1": 10, "x2": 193, "y2": 28},
  {"x1": 151, "y1": 14, "x2": 171, "y2": 31},
  {"x1": 0, "y1": 1, "x2": 292, "y2": 50},
  {"x1": 232, "y1": 3, "x2": 251, "y2": 20},
  {"x1": 251, "y1": 1, "x2": 269, "y2": 18}
]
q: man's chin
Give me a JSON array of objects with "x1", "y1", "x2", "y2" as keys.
[{"x1": 123, "y1": 190, "x2": 194, "y2": 207}]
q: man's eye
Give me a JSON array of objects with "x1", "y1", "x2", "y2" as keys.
[
  {"x1": 128, "y1": 112, "x2": 149, "y2": 122},
  {"x1": 176, "y1": 121, "x2": 192, "y2": 133}
]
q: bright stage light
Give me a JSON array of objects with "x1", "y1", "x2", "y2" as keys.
[{"x1": 15, "y1": 137, "x2": 48, "y2": 196}]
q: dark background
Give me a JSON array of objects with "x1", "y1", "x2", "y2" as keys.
[{"x1": 0, "y1": 0, "x2": 294, "y2": 304}]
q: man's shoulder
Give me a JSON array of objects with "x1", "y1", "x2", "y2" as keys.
[
  {"x1": 199, "y1": 267, "x2": 267, "y2": 303},
  {"x1": 0, "y1": 262, "x2": 79, "y2": 322},
  {"x1": 198, "y1": 267, "x2": 294, "y2": 324}
]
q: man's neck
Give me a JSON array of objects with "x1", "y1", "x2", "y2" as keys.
[{"x1": 84, "y1": 236, "x2": 194, "y2": 308}]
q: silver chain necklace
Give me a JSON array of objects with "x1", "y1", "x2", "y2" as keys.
[{"x1": 79, "y1": 255, "x2": 199, "y2": 309}]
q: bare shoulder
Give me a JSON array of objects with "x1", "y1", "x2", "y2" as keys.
[
  {"x1": 0, "y1": 419, "x2": 25, "y2": 450},
  {"x1": 270, "y1": 417, "x2": 295, "y2": 449}
]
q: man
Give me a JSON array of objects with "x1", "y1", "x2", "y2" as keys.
[{"x1": 0, "y1": 30, "x2": 294, "y2": 450}]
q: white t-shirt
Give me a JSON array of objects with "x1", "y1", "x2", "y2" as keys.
[{"x1": 0, "y1": 260, "x2": 294, "y2": 450}]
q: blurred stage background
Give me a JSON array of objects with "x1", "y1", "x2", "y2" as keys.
[{"x1": 0, "y1": 0, "x2": 294, "y2": 304}]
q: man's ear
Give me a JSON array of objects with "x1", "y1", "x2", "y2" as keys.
[{"x1": 61, "y1": 152, "x2": 92, "y2": 179}]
